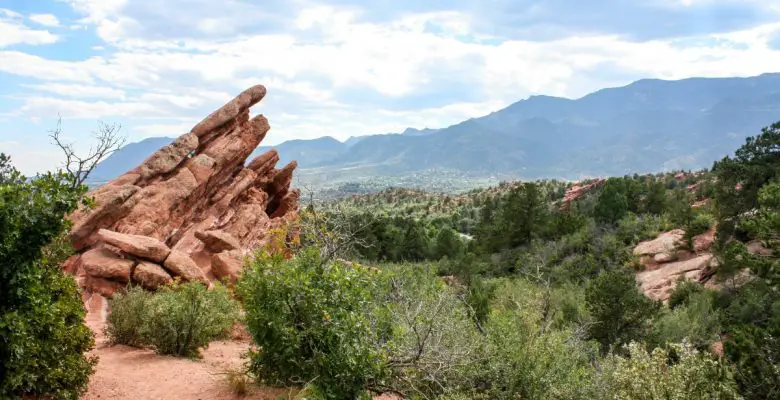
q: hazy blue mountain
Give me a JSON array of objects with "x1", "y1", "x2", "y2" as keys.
[
  {"x1": 88, "y1": 137, "x2": 174, "y2": 184},
  {"x1": 90, "y1": 73, "x2": 780, "y2": 184}
]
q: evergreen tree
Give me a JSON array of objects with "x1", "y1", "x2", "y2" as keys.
[{"x1": 594, "y1": 179, "x2": 629, "y2": 225}]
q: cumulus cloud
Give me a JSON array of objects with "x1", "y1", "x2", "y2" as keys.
[
  {"x1": 0, "y1": 9, "x2": 58, "y2": 47},
  {"x1": 0, "y1": 0, "x2": 779, "y2": 173}
]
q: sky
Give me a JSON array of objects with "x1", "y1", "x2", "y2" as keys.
[{"x1": 1, "y1": 1, "x2": 780, "y2": 174}]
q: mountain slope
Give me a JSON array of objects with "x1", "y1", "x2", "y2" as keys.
[{"x1": 90, "y1": 73, "x2": 780, "y2": 184}]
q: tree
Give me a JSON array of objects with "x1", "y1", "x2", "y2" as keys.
[
  {"x1": 49, "y1": 118, "x2": 125, "y2": 189},
  {"x1": 435, "y1": 227, "x2": 463, "y2": 260},
  {"x1": 0, "y1": 155, "x2": 96, "y2": 399},
  {"x1": 594, "y1": 179, "x2": 629, "y2": 225},
  {"x1": 644, "y1": 181, "x2": 667, "y2": 215},
  {"x1": 713, "y1": 121, "x2": 780, "y2": 240},
  {"x1": 585, "y1": 270, "x2": 659, "y2": 354}
]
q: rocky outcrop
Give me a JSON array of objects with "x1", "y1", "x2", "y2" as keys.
[
  {"x1": 634, "y1": 228, "x2": 717, "y2": 302},
  {"x1": 66, "y1": 85, "x2": 299, "y2": 296},
  {"x1": 560, "y1": 179, "x2": 606, "y2": 209}
]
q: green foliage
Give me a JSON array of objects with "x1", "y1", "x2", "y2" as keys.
[
  {"x1": 465, "y1": 280, "x2": 597, "y2": 400},
  {"x1": 592, "y1": 341, "x2": 742, "y2": 400},
  {"x1": 713, "y1": 121, "x2": 780, "y2": 233},
  {"x1": 434, "y1": 227, "x2": 464, "y2": 260},
  {"x1": 724, "y1": 324, "x2": 780, "y2": 400},
  {"x1": 383, "y1": 264, "x2": 483, "y2": 398},
  {"x1": 595, "y1": 178, "x2": 630, "y2": 224},
  {"x1": 0, "y1": 154, "x2": 96, "y2": 400},
  {"x1": 238, "y1": 249, "x2": 388, "y2": 399},
  {"x1": 585, "y1": 270, "x2": 659, "y2": 354},
  {"x1": 650, "y1": 290, "x2": 721, "y2": 351},
  {"x1": 668, "y1": 278, "x2": 704, "y2": 309},
  {"x1": 105, "y1": 285, "x2": 149, "y2": 347},
  {"x1": 143, "y1": 281, "x2": 239, "y2": 358},
  {"x1": 105, "y1": 281, "x2": 239, "y2": 358}
]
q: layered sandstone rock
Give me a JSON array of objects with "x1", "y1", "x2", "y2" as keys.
[
  {"x1": 66, "y1": 85, "x2": 299, "y2": 296},
  {"x1": 634, "y1": 228, "x2": 717, "y2": 302}
]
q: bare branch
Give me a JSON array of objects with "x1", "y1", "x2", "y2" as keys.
[{"x1": 49, "y1": 116, "x2": 127, "y2": 189}]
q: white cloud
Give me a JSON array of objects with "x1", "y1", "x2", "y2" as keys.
[
  {"x1": 1, "y1": 1, "x2": 780, "y2": 174},
  {"x1": 21, "y1": 83, "x2": 127, "y2": 99},
  {"x1": 29, "y1": 13, "x2": 60, "y2": 27},
  {"x1": 0, "y1": 13, "x2": 57, "y2": 48}
]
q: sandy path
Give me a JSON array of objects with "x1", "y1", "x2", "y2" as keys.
[{"x1": 81, "y1": 295, "x2": 287, "y2": 400}]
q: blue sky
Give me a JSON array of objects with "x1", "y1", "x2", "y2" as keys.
[{"x1": 1, "y1": 0, "x2": 779, "y2": 174}]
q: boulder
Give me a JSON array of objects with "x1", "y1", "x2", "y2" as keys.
[
  {"x1": 195, "y1": 230, "x2": 241, "y2": 253},
  {"x1": 634, "y1": 229, "x2": 685, "y2": 256},
  {"x1": 133, "y1": 261, "x2": 173, "y2": 290},
  {"x1": 139, "y1": 133, "x2": 198, "y2": 180},
  {"x1": 164, "y1": 250, "x2": 208, "y2": 283},
  {"x1": 81, "y1": 248, "x2": 134, "y2": 283},
  {"x1": 693, "y1": 228, "x2": 716, "y2": 253},
  {"x1": 211, "y1": 251, "x2": 245, "y2": 283},
  {"x1": 83, "y1": 276, "x2": 126, "y2": 298},
  {"x1": 636, "y1": 254, "x2": 714, "y2": 302},
  {"x1": 97, "y1": 229, "x2": 171, "y2": 263}
]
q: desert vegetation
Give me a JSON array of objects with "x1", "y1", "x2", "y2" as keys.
[{"x1": 2, "y1": 121, "x2": 780, "y2": 399}]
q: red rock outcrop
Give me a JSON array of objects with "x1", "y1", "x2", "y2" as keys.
[
  {"x1": 560, "y1": 178, "x2": 606, "y2": 210},
  {"x1": 66, "y1": 85, "x2": 299, "y2": 296},
  {"x1": 634, "y1": 228, "x2": 717, "y2": 302}
]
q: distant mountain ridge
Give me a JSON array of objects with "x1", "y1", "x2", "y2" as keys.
[{"x1": 89, "y1": 73, "x2": 780, "y2": 184}]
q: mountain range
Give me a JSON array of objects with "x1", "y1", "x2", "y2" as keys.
[{"x1": 89, "y1": 73, "x2": 780, "y2": 185}]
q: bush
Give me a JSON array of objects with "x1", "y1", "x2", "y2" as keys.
[
  {"x1": 105, "y1": 281, "x2": 239, "y2": 358},
  {"x1": 468, "y1": 280, "x2": 597, "y2": 400},
  {"x1": 591, "y1": 341, "x2": 742, "y2": 399},
  {"x1": 649, "y1": 291, "x2": 721, "y2": 351},
  {"x1": 105, "y1": 285, "x2": 149, "y2": 346},
  {"x1": 143, "y1": 281, "x2": 238, "y2": 358},
  {"x1": 0, "y1": 155, "x2": 96, "y2": 400},
  {"x1": 383, "y1": 264, "x2": 484, "y2": 398},
  {"x1": 668, "y1": 278, "x2": 704, "y2": 309},
  {"x1": 238, "y1": 249, "x2": 388, "y2": 399}
]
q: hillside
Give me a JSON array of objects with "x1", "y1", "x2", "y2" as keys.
[{"x1": 89, "y1": 73, "x2": 780, "y2": 187}]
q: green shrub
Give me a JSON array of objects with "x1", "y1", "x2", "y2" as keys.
[
  {"x1": 143, "y1": 281, "x2": 239, "y2": 358},
  {"x1": 105, "y1": 285, "x2": 149, "y2": 346},
  {"x1": 469, "y1": 280, "x2": 597, "y2": 400},
  {"x1": 0, "y1": 154, "x2": 96, "y2": 400},
  {"x1": 668, "y1": 278, "x2": 704, "y2": 309},
  {"x1": 104, "y1": 281, "x2": 239, "y2": 358},
  {"x1": 382, "y1": 264, "x2": 484, "y2": 398},
  {"x1": 238, "y1": 249, "x2": 388, "y2": 399},
  {"x1": 591, "y1": 341, "x2": 742, "y2": 399},
  {"x1": 649, "y1": 291, "x2": 721, "y2": 351}
]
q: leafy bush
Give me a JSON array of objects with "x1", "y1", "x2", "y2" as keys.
[
  {"x1": 382, "y1": 263, "x2": 484, "y2": 398},
  {"x1": 105, "y1": 285, "x2": 149, "y2": 346},
  {"x1": 649, "y1": 291, "x2": 721, "y2": 351},
  {"x1": 105, "y1": 281, "x2": 239, "y2": 358},
  {"x1": 238, "y1": 248, "x2": 388, "y2": 399},
  {"x1": 143, "y1": 281, "x2": 238, "y2": 358},
  {"x1": 0, "y1": 155, "x2": 96, "y2": 400},
  {"x1": 591, "y1": 341, "x2": 742, "y2": 399},
  {"x1": 668, "y1": 278, "x2": 704, "y2": 309},
  {"x1": 468, "y1": 280, "x2": 597, "y2": 400}
]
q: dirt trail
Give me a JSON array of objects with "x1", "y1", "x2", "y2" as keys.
[{"x1": 81, "y1": 295, "x2": 286, "y2": 400}]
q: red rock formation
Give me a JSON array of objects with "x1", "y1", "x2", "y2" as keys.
[
  {"x1": 66, "y1": 85, "x2": 299, "y2": 296},
  {"x1": 634, "y1": 228, "x2": 717, "y2": 302},
  {"x1": 560, "y1": 178, "x2": 606, "y2": 210}
]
